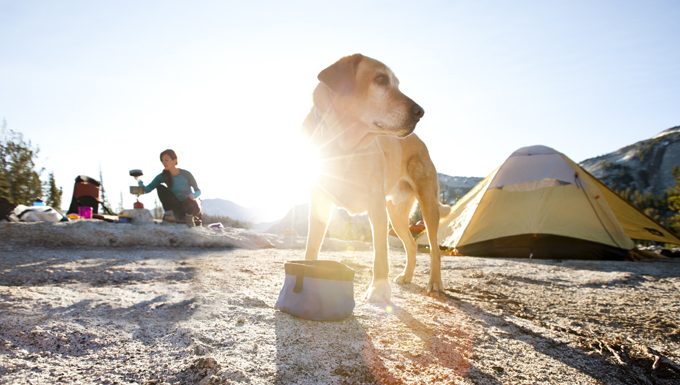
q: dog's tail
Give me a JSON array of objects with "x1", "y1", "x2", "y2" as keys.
[
  {"x1": 413, "y1": 202, "x2": 452, "y2": 224},
  {"x1": 438, "y1": 203, "x2": 452, "y2": 223}
]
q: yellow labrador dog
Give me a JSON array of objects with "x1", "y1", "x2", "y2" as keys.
[{"x1": 302, "y1": 53, "x2": 448, "y2": 302}]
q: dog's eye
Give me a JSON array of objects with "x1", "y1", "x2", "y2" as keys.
[{"x1": 374, "y1": 74, "x2": 389, "y2": 86}]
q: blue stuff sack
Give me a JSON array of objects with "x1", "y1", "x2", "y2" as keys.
[{"x1": 275, "y1": 260, "x2": 355, "y2": 321}]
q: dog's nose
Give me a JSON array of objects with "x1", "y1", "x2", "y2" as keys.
[{"x1": 412, "y1": 103, "x2": 424, "y2": 119}]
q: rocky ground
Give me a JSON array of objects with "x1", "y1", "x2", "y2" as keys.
[{"x1": 1, "y1": 222, "x2": 679, "y2": 384}]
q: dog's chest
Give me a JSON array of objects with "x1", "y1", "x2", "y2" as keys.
[{"x1": 317, "y1": 147, "x2": 386, "y2": 211}]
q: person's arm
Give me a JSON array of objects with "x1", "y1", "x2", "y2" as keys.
[
  {"x1": 139, "y1": 173, "x2": 164, "y2": 194},
  {"x1": 184, "y1": 170, "x2": 201, "y2": 199}
]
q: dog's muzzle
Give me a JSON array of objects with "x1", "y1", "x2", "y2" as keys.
[
  {"x1": 411, "y1": 102, "x2": 424, "y2": 121},
  {"x1": 398, "y1": 101, "x2": 424, "y2": 137}
]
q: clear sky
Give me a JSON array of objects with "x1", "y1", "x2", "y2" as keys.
[{"x1": 1, "y1": 0, "x2": 679, "y2": 221}]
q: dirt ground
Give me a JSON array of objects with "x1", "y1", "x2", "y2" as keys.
[{"x1": 1, "y1": 222, "x2": 680, "y2": 384}]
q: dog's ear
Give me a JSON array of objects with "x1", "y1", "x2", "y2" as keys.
[{"x1": 318, "y1": 54, "x2": 363, "y2": 94}]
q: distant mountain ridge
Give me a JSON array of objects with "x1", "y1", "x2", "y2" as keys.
[
  {"x1": 201, "y1": 198, "x2": 265, "y2": 223},
  {"x1": 438, "y1": 174, "x2": 483, "y2": 204},
  {"x1": 264, "y1": 174, "x2": 484, "y2": 238},
  {"x1": 580, "y1": 126, "x2": 680, "y2": 196},
  {"x1": 204, "y1": 126, "x2": 680, "y2": 228},
  {"x1": 202, "y1": 175, "x2": 484, "y2": 225}
]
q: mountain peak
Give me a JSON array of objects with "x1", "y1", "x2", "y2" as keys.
[
  {"x1": 653, "y1": 125, "x2": 680, "y2": 139},
  {"x1": 581, "y1": 125, "x2": 680, "y2": 195}
]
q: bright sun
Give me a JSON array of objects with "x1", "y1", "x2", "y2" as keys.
[
  {"x1": 242, "y1": 130, "x2": 321, "y2": 222},
  {"x1": 197, "y1": 76, "x2": 321, "y2": 222},
  {"x1": 279, "y1": 133, "x2": 321, "y2": 198}
]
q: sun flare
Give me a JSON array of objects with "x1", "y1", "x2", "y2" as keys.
[
  {"x1": 283, "y1": 133, "x2": 321, "y2": 195},
  {"x1": 237, "y1": 131, "x2": 321, "y2": 222}
]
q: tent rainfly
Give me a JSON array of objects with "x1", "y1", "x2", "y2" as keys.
[{"x1": 428, "y1": 145, "x2": 680, "y2": 259}]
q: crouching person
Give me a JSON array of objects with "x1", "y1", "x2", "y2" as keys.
[{"x1": 138, "y1": 149, "x2": 202, "y2": 226}]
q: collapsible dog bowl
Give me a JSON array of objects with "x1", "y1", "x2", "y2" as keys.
[{"x1": 275, "y1": 260, "x2": 355, "y2": 321}]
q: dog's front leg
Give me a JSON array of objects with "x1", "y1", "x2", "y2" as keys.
[
  {"x1": 420, "y1": 192, "x2": 444, "y2": 296},
  {"x1": 304, "y1": 190, "x2": 333, "y2": 260},
  {"x1": 365, "y1": 205, "x2": 391, "y2": 303}
]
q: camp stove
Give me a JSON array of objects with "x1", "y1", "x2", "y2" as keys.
[{"x1": 129, "y1": 169, "x2": 145, "y2": 209}]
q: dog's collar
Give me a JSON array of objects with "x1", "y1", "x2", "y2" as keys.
[{"x1": 309, "y1": 107, "x2": 378, "y2": 154}]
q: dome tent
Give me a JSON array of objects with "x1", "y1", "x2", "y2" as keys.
[{"x1": 426, "y1": 145, "x2": 680, "y2": 259}]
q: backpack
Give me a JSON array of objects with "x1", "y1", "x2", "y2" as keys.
[
  {"x1": 0, "y1": 197, "x2": 17, "y2": 221},
  {"x1": 66, "y1": 175, "x2": 114, "y2": 215}
]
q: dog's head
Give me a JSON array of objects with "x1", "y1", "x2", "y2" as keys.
[{"x1": 314, "y1": 54, "x2": 424, "y2": 138}]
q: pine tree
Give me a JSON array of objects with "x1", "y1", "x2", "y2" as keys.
[
  {"x1": 0, "y1": 147, "x2": 9, "y2": 201},
  {"x1": 99, "y1": 167, "x2": 110, "y2": 213},
  {"x1": 0, "y1": 128, "x2": 43, "y2": 205},
  {"x1": 45, "y1": 172, "x2": 62, "y2": 209},
  {"x1": 117, "y1": 191, "x2": 125, "y2": 213},
  {"x1": 153, "y1": 199, "x2": 163, "y2": 219},
  {"x1": 667, "y1": 166, "x2": 680, "y2": 234},
  {"x1": 0, "y1": 119, "x2": 11, "y2": 199}
]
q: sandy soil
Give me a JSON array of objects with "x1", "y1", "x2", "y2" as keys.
[{"x1": 1, "y1": 221, "x2": 680, "y2": 384}]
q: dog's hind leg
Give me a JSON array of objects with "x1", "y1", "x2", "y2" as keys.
[
  {"x1": 387, "y1": 195, "x2": 418, "y2": 285},
  {"x1": 304, "y1": 191, "x2": 333, "y2": 260}
]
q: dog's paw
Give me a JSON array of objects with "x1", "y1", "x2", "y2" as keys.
[
  {"x1": 365, "y1": 280, "x2": 392, "y2": 303},
  {"x1": 393, "y1": 272, "x2": 413, "y2": 285},
  {"x1": 426, "y1": 279, "x2": 445, "y2": 298}
]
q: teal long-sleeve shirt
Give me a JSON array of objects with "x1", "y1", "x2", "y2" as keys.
[{"x1": 139, "y1": 169, "x2": 201, "y2": 201}]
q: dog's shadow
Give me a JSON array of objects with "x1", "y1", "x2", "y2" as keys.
[
  {"x1": 273, "y1": 301, "x2": 501, "y2": 385},
  {"x1": 273, "y1": 312, "x2": 390, "y2": 384},
  {"x1": 383, "y1": 299, "x2": 501, "y2": 384}
]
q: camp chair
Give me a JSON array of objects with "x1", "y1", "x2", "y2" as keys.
[{"x1": 66, "y1": 175, "x2": 114, "y2": 215}]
